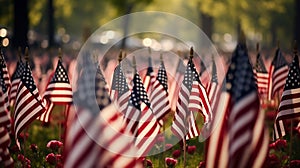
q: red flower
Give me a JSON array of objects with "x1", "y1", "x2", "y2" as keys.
[
  {"x1": 30, "y1": 144, "x2": 38, "y2": 152},
  {"x1": 275, "y1": 139, "x2": 287, "y2": 149},
  {"x1": 187, "y1": 145, "x2": 196, "y2": 155},
  {"x1": 46, "y1": 153, "x2": 56, "y2": 165},
  {"x1": 10, "y1": 145, "x2": 20, "y2": 153},
  {"x1": 47, "y1": 140, "x2": 63, "y2": 150},
  {"x1": 142, "y1": 158, "x2": 153, "y2": 168},
  {"x1": 18, "y1": 132, "x2": 29, "y2": 142},
  {"x1": 18, "y1": 154, "x2": 25, "y2": 162},
  {"x1": 198, "y1": 161, "x2": 205, "y2": 168},
  {"x1": 269, "y1": 142, "x2": 276, "y2": 150},
  {"x1": 290, "y1": 160, "x2": 300, "y2": 168},
  {"x1": 172, "y1": 150, "x2": 181, "y2": 158},
  {"x1": 165, "y1": 157, "x2": 177, "y2": 167},
  {"x1": 165, "y1": 144, "x2": 173, "y2": 150}
]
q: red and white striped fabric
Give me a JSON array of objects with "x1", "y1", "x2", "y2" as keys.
[
  {"x1": 254, "y1": 52, "x2": 270, "y2": 99},
  {"x1": 186, "y1": 111, "x2": 200, "y2": 139},
  {"x1": 14, "y1": 62, "x2": 46, "y2": 146},
  {"x1": 0, "y1": 88, "x2": 11, "y2": 130},
  {"x1": 0, "y1": 53, "x2": 11, "y2": 112},
  {"x1": 65, "y1": 58, "x2": 141, "y2": 167},
  {"x1": 145, "y1": 58, "x2": 170, "y2": 122},
  {"x1": 0, "y1": 126, "x2": 13, "y2": 167},
  {"x1": 169, "y1": 59, "x2": 185, "y2": 111},
  {"x1": 9, "y1": 60, "x2": 24, "y2": 107},
  {"x1": 171, "y1": 58, "x2": 195, "y2": 139},
  {"x1": 268, "y1": 48, "x2": 289, "y2": 100},
  {"x1": 135, "y1": 106, "x2": 160, "y2": 157},
  {"x1": 274, "y1": 53, "x2": 300, "y2": 139},
  {"x1": 205, "y1": 43, "x2": 264, "y2": 168},
  {"x1": 38, "y1": 59, "x2": 72, "y2": 124}
]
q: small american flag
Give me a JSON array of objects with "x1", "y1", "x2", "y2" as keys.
[
  {"x1": 205, "y1": 43, "x2": 262, "y2": 168},
  {"x1": 64, "y1": 55, "x2": 141, "y2": 167},
  {"x1": 110, "y1": 64, "x2": 131, "y2": 114},
  {"x1": 14, "y1": 62, "x2": 46, "y2": 145},
  {"x1": 0, "y1": 52, "x2": 11, "y2": 116},
  {"x1": 274, "y1": 53, "x2": 300, "y2": 139},
  {"x1": 268, "y1": 48, "x2": 289, "y2": 100},
  {"x1": 148, "y1": 57, "x2": 170, "y2": 122},
  {"x1": 9, "y1": 60, "x2": 25, "y2": 107},
  {"x1": 171, "y1": 58, "x2": 194, "y2": 139},
  {"x1": 0, "y1": 87, "x2": 11, "y2": 130},
  {"x1": 38, "y1": 59, "x2": 72, "y2": 123},
  {"x1": 254, "y1": 52, "x2": 270, "y2": 98},
  {"x1": 0, "y1": 126, "x2": 13, "y2": 167}
]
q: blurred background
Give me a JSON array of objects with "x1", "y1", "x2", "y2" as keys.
[{"x1": 0, "y1": 0, "x2": 299, "y2": 53}]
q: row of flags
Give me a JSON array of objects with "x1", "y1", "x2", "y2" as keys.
[{"x1": 0, "y1": 37, "x2": 299, "y2": 167}]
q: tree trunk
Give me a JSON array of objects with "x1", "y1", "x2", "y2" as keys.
[
  {"x1": 295, "y1": 0, "x2": 300, "y2": 49},
  {"x1": 12, "y1": 0, "x2": 29, "y2": 49},
  {"x1": 48, "y1": 0, "x2": 55, "y2": 48},
  {"x1": 200, "y1": 13, "x2": 213, "y2": 40},
  {"x1": 120, "y1": 4, "x2": 133, "y2": 50}
]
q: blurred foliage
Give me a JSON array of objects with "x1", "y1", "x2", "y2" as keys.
[{"x1": 0, "y1": 0, "x2": 296, "y2": 48}]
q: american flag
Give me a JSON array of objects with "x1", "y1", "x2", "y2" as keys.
[
  {"x1": 64, "y1": 56, "x2": 141, "y2": 167},
  {"x1": 0, "y1": 126, "x2": 13, "y2": 167},
  {"x1": 268, "y1": 48, "x2": 289, "y2": 100},
  {"x1": 254, "y1": 52, "x2": 270, "y2": 98},
  {"x1": 205, "y1": 43, "x2": 263, "y2": 167},
  {"x1": 147, "y1": 57, "x2": 170, "y2": 122},
  {"x1": 38, "y1": 59, "x2": 72, "y2": 123},
  {"x1": 169, "y1": 59, "x2": 185, "y2": 111},
  {"x1": 171, "y1": 58, "x2": 194, "y2": 139},
  {"x1": 110, "y1": 64, "x2": 130, "y2": 114},
  {"x1": 0, "y1": 88, "x2": 11, "y2": 130},
  {"x1": 0, "y1": 52, "x2": 11, "y2": 116},
  {"x1": 13, "y1": 62, "x2": 46, "y2": 145},
  {"x1": 186, "y1": 58, "x2": 212, "y2": 140},
  {"x1": 9, "y1": 59, "x2": 25, "y2": 107},
  {"x1": 206, "y1": 58, "x2": 222, "y2": 116},
  {"x1": 227, "y1": 43, "x2": 260, "y2": 167},
  {"x1": 274, "y1": 53, "x2": 300, "y2": 139}
]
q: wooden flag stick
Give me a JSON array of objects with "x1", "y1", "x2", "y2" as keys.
[
  {"x1": 18, "y1": 46, "x2": 22, "y2": 61},
  {"x1": 58, "y1": 48, "x2": 62, "y2": 60},
  {"x1": 118, "y1": 50, "x2": 123, "y2": 63},
  {"x1": 132, "y1": 55, "x2": 136, "y2": 74},
  {"x1": 24, "y1": 47, "x2": 29, "y2": 62}
]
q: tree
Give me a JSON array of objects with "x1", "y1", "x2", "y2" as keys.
[{"x1": 12, "y1": 0, "x2": 29, "y2": 49}]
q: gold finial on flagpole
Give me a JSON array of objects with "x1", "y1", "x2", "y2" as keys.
[
  {"x1": 148, "y1": 47, "x2": 151, "y2": 55},
  {"x1": 24, "y1": 47, "x2": 29, "y2": 61},
  {"x1": 160, "y1": 53, "x2": 163, "y2": 62},
  {"x1": 189, "y1": 47, "x2": 194, "y2": 59}
]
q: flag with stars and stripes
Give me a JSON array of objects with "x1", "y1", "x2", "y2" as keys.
[
  {"x1": 274, "y1": 53, "x2": 300, "y2": 139},
  {"x1": 207, "y1": 58, "x2": 219, "y2": 108},
  {"x1": 0, "y1": 126, "x2": 13, "y2": 167},
  {"x1": 205, "y1": 43, "x2": 266, "y2": 168},
  {"x1": 9, "y1": 59, "x2": 25, "y2": 107},
  {"x1": 254, "y1": 52, "x2": 270, "y2": 98},
  {"x1": 0, "y1": 51, "x2": 11, "y2": 117},
  {"x1": 0, "y1": 87, "x2": 11, "y2": 131},
  {"x1": 130, "y1": 69, "x2": 160, "y2": 157},
  {"x1": 186, "y1": 58, "x2": 212, "y2": 140},
  {"x1": 110, "y1": 64, "x2": 131, "y2": 114},
  {"x1": 147, "y1": 57, "x2": 170, "y2": 123},
  {"x1": 169, "y1": 59, "x2": 185, "y2": 111},
  {"x1": 171, "y1": 58, "x2": 194, "y2": 139},
  {"x1": 268, "y1": 48, "x2": 289, "y2": 100},
  {"x1": 38, "y1": 59, "x2": 72, "y2": 123},
  {"x1": 64, "y1": 56, "x2": 142, "y2": 168},
  {"x1": 14, "y1": 62, "x2": 46, "y2": 146}
]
